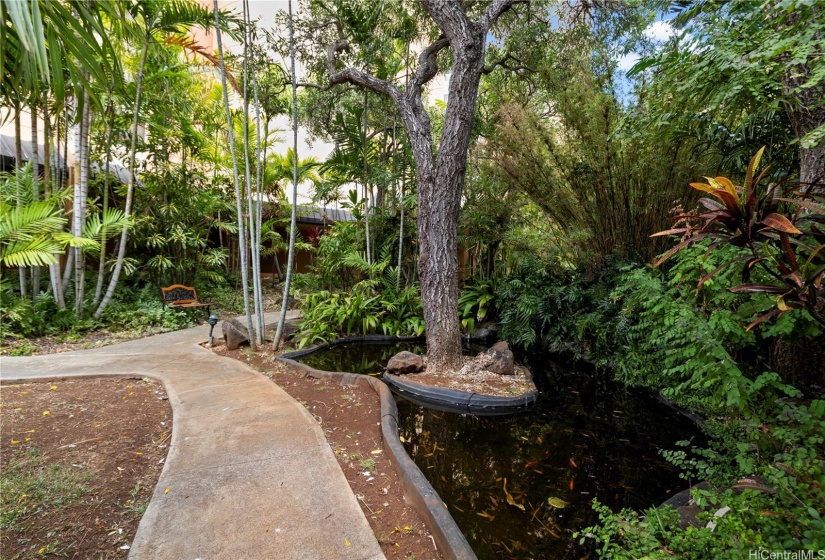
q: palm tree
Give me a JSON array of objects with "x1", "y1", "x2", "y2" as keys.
[
  {"x1": 320, "y1": 104, "x2": 379, "y2": 265},
  {"x1": 214, "y1": 0, "x2": 257, "y2": 350},
  {"x1": 2, "y1": 0, "x2": 122, "y2": 315},
  {"x1": 272, "y1": 0, "x2": 299, "y2": 351},
  {"x1": 96, "y1": 0, "x2": 231, "y2": 319},
  {"x1": 265, "y1": 148, "x2": 321, "y2": 282},
  {"x1": 0, "y1": 164, "x2": 95, "y2": 272}
]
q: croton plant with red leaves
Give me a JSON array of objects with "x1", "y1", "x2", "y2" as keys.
[{"x1": 654, "y1": 148, "x2": 825, "y2": 329}]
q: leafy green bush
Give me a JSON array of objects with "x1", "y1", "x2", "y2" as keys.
[
  {"x1": 295, "y1": 249, "x2": 424, "y2": 347},
  {"x1": 295, "y1": 281, "x2": 424, "y2": 347},
  {"x1": 580, "y1": 398, "x2": 825, "y2": 557},
  {"x1": 1, "y1": 290, "x2": 87, "y2": 339},
  {"x1": 497, "y1": 249, "x2": 823, "y2": 556},
  {"x1": 101, "y1": 285, "x2": 192, "y2": 332},
  {"x1": 458, "y1": 278, "x2": 497, "y2": 333}
]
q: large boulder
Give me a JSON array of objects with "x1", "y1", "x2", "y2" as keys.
[
  {"x1": 484, "y1": 341, "x2": 515, "y2": 376},
  {"x1": 222, "y1": 318, "x2": 250, "y2": 350},
  {"x1": 386, "y1": 351, "x2": 425, "y2": 375}
]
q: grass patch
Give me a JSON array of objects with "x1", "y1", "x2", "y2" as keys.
[{"x1": 0, "y1": 449, "x2": 91, "y2": 535}]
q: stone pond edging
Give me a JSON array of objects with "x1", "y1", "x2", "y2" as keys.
[{"x1": 279, "y1": 337, "x2": 478, "y2": 560}]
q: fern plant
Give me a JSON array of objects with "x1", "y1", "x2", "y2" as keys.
[{"x1": 0, "y1": 164, "x2": 95, "y2": 269}]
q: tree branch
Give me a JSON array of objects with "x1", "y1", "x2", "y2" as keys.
[
  {"x1": 320, "y1": 19, "x2": 405, "y2": 104},
  {"x1": 409, "y1": 36, "x2": 450, "y2": 94},
  {"x1": 482, "y1": 53, "x2": 536, "y2": 75},
  {"x1": 480, "y1": 0, "x2": 527, "y2": 31}
]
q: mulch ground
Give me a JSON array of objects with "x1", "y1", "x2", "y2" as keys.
[
  {"x1": 0, "y1": 378, "x2": 171, "y2": 560},
  {"x1": 212, "y1": 341, "x2": 445, "y2": 560}
]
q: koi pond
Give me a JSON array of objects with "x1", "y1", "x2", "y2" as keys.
[{"x1": 297, "y1": 342, "x2": 701, "y2": 559}]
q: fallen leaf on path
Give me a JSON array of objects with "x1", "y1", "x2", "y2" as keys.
[{"x1": 42, "y1": 411, "x2": 50, "y2": 416}]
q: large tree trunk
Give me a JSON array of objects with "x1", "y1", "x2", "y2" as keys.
[
  {"x1": 787, "y1": 89, "x2": 825, "y2": 186},
  {"x1": 413, "y1": 24, "x2": 486, "y2": 372},
  {"x1": 799, "y1": 142, "x2": 825, "y2": 187},
  {"x1": 324, "y1": 0, "x2": 519, "y2": 372}
]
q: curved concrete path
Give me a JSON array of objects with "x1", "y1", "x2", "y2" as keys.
[{"x1": 0, "y1": 313, "x2": 385, "y2": 560}]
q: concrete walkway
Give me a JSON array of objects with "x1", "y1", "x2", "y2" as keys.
[{"x1": 0, "y1": 313, "x2": 385, "y2": 560}]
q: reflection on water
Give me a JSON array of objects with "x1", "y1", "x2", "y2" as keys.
[
  {"x1": 297, "y1": 342, "x2": 427, "y2": 376},
  {"x1": 297, "y1": 343, "x2": 701, "y2": 559}
]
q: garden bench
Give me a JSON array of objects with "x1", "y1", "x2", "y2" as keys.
[{"x1": 161, "y1": 284, "x2": 211, "y2": 317}]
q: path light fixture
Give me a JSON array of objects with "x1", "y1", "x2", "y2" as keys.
[{"x1": 208, "y1": 314, "x2": 219, "y2": 347}]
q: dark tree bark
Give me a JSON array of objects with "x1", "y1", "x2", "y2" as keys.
[
  {"x1": 788, "y1": 89, "x2": 825, "y2": 187},
  {"x1": 783, "y1": 7, "x2": 824, "y2": 188},
  {"x1": 322, "y1": 0, "x2": 522, "y2": 372}
]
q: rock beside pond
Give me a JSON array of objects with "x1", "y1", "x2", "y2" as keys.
[
  {"x1": 222, "y1": 319, "x2": 249, "y2": 350},
  {"x1": 482, "y1": 341, "x2": 515, "y2": 376},
  {"x1": 264, "y1": 321, "x2": 299, "y2": 341},
  {"x1": 386, "y1": 351, "x2": 425, "y2": 374}
]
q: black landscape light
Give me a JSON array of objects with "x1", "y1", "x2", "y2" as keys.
[{"x1": 208, "y1": 313, "x2": 219, "y2": 346}]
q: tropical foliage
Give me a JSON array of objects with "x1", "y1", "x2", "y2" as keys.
[
  {"x1": 654, "y1": 149, "x2": 825, "y2": 328},
  {"x1": 2, "y1": 0, "x2": 824, "y2": 556}
]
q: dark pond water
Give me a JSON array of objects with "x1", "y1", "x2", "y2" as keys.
[{"x1": 297, "y1": 342, "x2": 701, "y2": 559}]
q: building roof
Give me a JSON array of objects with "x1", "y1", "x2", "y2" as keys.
[
  {"x1": 0, "y1": 134, "x2": 67, "y2": 169},
  {"x1": 297, "y1": 206, "x2": 355, "y2": 225},
  {"x1": 1, "y1": 134, "x2": 136, "y2": 185}
]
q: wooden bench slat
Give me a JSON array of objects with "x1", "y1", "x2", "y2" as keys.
[{"x1": 161, "y1": 284, "x2": 210, "y2": 315}]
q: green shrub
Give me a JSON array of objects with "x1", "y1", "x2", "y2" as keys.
[
  {"x1": 580, "y1": 398, "x2": 825, "y2": 557},
  {"x1": 295, "y1": 280, "x2": 424, "y2": 347},
  {"x1": 295, "y1": 248, "x2": 424, "y2": 347},
  {"x1": 458, "y1": 278, "x2": 497, "y2": 333},
  {"x1": 496, "y1": 250, "x2": 823, "y2": 556}
]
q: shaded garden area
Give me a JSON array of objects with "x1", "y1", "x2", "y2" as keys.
[{"x1": 2, "y1": 0, "x2": 823, "y2": 557}]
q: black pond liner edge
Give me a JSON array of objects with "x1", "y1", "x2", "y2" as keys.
[
  {"x1": 278, "y1": 336, "x2": 477, "y2": 560},
  {"x1": 383, "y1": 372, "x2": 538, "y2": 416}
]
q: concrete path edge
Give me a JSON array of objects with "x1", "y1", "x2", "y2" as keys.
[
  {"x1": 1, "y1": 317, "x2": 386, "y2": 560},
  {"x1": 277, "y1": 355, "x2": 478, "y2": 560}
]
